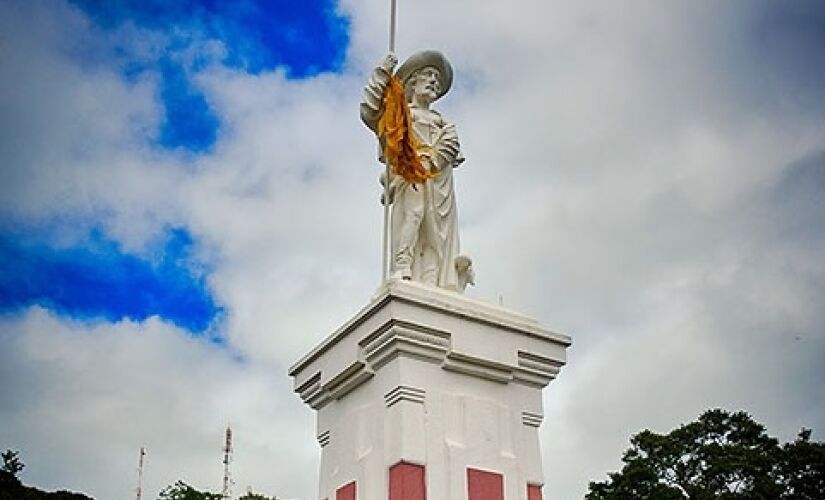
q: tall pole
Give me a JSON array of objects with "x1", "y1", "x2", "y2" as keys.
[
  {"x1": 389, "y1": 0, "x2": 397, "y2": 53},
  {"x1": 382, "y1": 0, "x2": 397, "y2": 284},
  {"x1": 135, "y1": 447, "x2": 145, "y2": 500},
  {"x1": 221, "y1": 426, "x2": 233, "y2": 499}
]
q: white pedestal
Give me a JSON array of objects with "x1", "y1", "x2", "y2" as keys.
[{"x1": 289, "y1": 280, "x2": 571, "y2": 500}]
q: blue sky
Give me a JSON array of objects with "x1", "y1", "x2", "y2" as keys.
[
  {"x1": 0, "y1": 0, "x2": 350, "y2": 334},
  {"x1": 73, "y1": 0, "x2": 349, "y2": 76},
  {"x1": 0, "y1": 224, "x2": 221, "y2": 332},
  {"x1": 75, "y1": 0, "x2": 350, "y2": 151}
]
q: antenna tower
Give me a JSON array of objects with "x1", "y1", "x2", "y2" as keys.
[
  {"x1": 221, "y1": 426, "x2": 233, "y2": 499},
  {"x1": 135, "y1": 447, "x2": 146, "y2": 500}
]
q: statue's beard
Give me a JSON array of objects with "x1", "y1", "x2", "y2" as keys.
[{"x1": 411, "y1": 91, "x2": 435, "y2": 106}]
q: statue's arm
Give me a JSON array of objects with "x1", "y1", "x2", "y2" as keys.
[
  {"x1": 360, "y1": 54, "x2": 398, "y2": 132},
  {"x1": 433, "y1": 120, "x2": 465, "y2": 171}
]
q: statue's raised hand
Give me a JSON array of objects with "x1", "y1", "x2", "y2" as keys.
[{"x1": 379, "y1": 53, "x2": 398, "y2": 73}]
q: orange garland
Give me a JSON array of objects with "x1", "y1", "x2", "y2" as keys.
[{"x1": 377, "y1": 73, "x2": 434, "y2": 185}]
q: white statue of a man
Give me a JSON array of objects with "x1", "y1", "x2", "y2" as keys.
[{"x1": 361, "y1": 50, "x2": 474, "y2": 293}]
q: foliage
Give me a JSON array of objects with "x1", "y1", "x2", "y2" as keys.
[
  {"x1": 778, "y1": 428, "x2": 825, "y2": 498},
  {"x1": 1, "y1": 450, "x2": 24, "y2": 477},
  {"x1": 157, "y1": 481, "x2": 222, "y2": 500},
  {"x1": 237, "y1": 493, "x2": 278, "y2": 500},
  {"x1": 586, "y1": 409, "x2": 825, "y2": 500},
  {"x1": 1, "y1": 448, "x2": 94, "y2": 499},
  {"x1": 1, "y1": 473, "x2": 92, "y2": 500}
]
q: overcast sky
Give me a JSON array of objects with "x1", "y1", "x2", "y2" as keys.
[{"x1": 1, "y1": 0, "x2": 824, "y2": 499}]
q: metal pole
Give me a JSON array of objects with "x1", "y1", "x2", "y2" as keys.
[
  {"x1": 135, "y1": 447, "x2": 145, "y2": 500},
  {"x1": 382, "y1": 0, "x2": 397, "y2": 284},
  {"x1": 382, "y1": 166, "x2": 391, "y2": 284},
  {"x1": 389, "y1": 0, "x2": 397, "y2": 53}
]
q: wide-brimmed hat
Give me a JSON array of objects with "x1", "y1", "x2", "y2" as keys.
[{"x1": 395, "y1": 49, "x2": 453, "y2": 100}]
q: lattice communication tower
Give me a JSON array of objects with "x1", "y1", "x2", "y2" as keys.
[{"x1": 221, "y1": 426, "x2": 233, "y2": 499}]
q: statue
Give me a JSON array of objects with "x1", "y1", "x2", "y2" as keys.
[{"x1": 360, "y1": 50, "x2": 475, "y2": 293}]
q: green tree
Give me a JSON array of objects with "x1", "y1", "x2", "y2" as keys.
[
  {"x1": 237, "y1": 493, "x2": 278, "y2": 500},
  {"x1": 0, "y1": 449, "x2": 94, "y2": 500},
  {"x1": 586, "y1": 409, "x2": 825, "y2": 500},
  {"x1": 1, "y1": 450, "x2": 24, "y2": 477},
  {"x1": 157, "y1": 481, "x2": 222, "y2": 500},
  {"x1": 777, "y1": 428, "x2": 825, "y2": 498}
]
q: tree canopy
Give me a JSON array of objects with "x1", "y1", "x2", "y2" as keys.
[
  {"x1": 586, "y1": 409, "x2": 825, "y2": 499},
  {"x1": 157, "y1": 481, "x2": 223, "y2": 500},
  {"x1": 154, "y1": 481, "x2": 282, "y2": 500},
  {"x1": 1, "y1": 450, "x2": 24, "y2": 477},
  {"x1": 236, "y1": 492, "x2": 279, "y2": 500},
  {"x1": 1, "y1": 449, "x2": 93, "y2": 500}
]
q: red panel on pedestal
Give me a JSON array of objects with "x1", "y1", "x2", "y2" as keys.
[
  {"x1": 389, "y1": 462, "x2": 426, "y2": 500},
  {"x1": 527, "y1": 484, "x2": 543, "y2": 500},
  {"x1": 467, "y1": 468, "x2": 503, "y2": 500},
  {"x1": 336, "y1": 481, "x2": 356, "y2": 500}
]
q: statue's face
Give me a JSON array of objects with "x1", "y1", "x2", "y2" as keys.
[{"x1": 410, "y1": 67, "x2": 441, "y2": 103}]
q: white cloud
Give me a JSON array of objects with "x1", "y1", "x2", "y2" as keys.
[
  {"x1": 0, "y1": 307, "x2": 318, "y2": 499},
  {"x1": 1, "y1": 1, "x2": 824, "y2": 499}
]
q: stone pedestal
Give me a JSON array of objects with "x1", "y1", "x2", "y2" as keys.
[{"x1": 289, "y1": 280, "x2": 571, "y2": 500}]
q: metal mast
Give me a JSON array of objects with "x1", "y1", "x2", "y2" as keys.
[
  {"x1": 381, "y1": 0, "x2": 398, "y2": 284},
  {"x1": 135, "y1": 447, "x2": 146, "y2": 500},
  {"x1": 221, "y1": 426, "x2": 233, "y2": 499}
]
